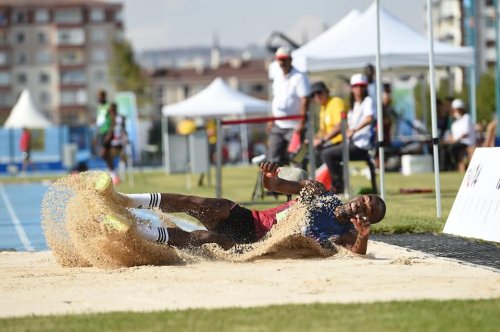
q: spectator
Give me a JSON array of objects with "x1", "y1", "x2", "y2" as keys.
[
  {"x1": 364, "y1": 64, "x2": 377, "y2": 101},
  {"x1": 436, "y1": 99, "x2": 449, "y2": 140},
  {"x1": 482, "y1": 114, "x2": 498, "y2": 147},
  {"x1": 442, "y1": 99, "x2": 475, "y2": 172},
  {"x1": 109, "y1": 104, "x2": 128, "y2": 178},
  {"x1": 310, "y1": 81, "x2": 346, "y2": 170},
  {"x1": 311, "y1": 81, "x2": 345, "y2": 150},
  {"x1": 267, "y1": 46, "x2": 311, "y2": 166},
  {"x1": 320, "y1": 74, "x2": 376, "y2": 194},
  {"x1": 19, "y1": 127, "x2": 31, "y2": 172}
]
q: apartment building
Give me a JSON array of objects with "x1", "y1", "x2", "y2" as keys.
[
  {"x1": 428, "y1": 0, "x2": 499, "y2": 91},
  {"x1": 0, "y1": 0, "x2": 123, "y2": 125}
]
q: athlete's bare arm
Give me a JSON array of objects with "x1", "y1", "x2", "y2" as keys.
[
  {"x1": 259, "y1": 162, "x2": 309, "y2": 195},
  {"x1": 331, "y1": 213, "x2": 370, "y2": 255}
]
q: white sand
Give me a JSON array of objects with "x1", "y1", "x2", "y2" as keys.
[{"x1": 1, "y1": 241, "x2": 499, "y2": 318}]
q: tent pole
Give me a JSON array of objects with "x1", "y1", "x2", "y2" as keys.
[
  {"x1": 9, "y1": 128, "x2": 14, "y2": 166},
  {"x1": 240, "y1": 120, "x2": 249, "y2": 165},
  {"x1": 307, "y1": 108, "x2": 316, "y2": 179},
  {"x1": 470, "y1": 65, "x2": 477, "y2": 125},
  {"x1": 426, "y1": 0, "x2": 442, "y2": 218},
  {"x1": 495, "y1": 0, "x2": 500, "y2": 143},
  {"x1": 215, "y1": 118, "x2": 223, "y2": 198},
  {"x1": 375, "y1": 0, "x2": 385, "y2": 198}
]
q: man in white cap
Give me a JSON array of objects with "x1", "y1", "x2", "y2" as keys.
[
  {"x1": 267, "y1": 46, "x2": 311, "y2": 166},
  {"x1": 443, "y1": 98, "x2": 475, "y2": 172}
]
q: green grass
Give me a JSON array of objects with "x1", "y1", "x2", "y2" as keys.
[{"x1": 1, "y1": 299, "x2": 499, "y2": 332}]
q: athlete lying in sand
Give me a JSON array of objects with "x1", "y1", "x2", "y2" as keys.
[{"x1": 97, "y1": 162, "x2": 386, "y2": 255}]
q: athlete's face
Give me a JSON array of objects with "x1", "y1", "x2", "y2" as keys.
[{"x1": 335, "y1": 195, "x2": 385, "y2": 224}]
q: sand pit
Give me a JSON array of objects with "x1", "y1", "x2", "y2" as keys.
[
  {"x1": 1, "y1": 242, "x2": 499, "y2": 318},
  {"x1": 1, "y1": 172, "x2": 496, "y2": 318}
]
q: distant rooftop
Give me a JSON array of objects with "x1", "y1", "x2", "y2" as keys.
[{"x1": 0, "y1": 0, "x2": 121, "y2": 7}]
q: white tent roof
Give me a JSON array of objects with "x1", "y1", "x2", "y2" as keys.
[
  {"x1": 291, "y1": 9, "x2": 361, "y2": 72},
  {"x1": 4, "y1": 89, "x2": 52, "y2": 128},
  {"x1": 162, "y1": 77, "x2": 269, "y2": 117},
  {"x1": 293, "y1": 3, "x2": 474, "y2": 72}
]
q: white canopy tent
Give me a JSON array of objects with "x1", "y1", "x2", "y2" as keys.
[
  {"x1": 292, "y1": 2, "x2": 475, "y2": 217},
  {"x1": 3, "y1": 89, "x2": 52, "y2": 128},
  {"x1": 162, "y1": 77, "x2": 270, "y2": 166},
  {"x1": 293, "y1": 3, "x2": 474, "y2": 71},
  {"x1": 292, "y1": 9, "x2": 361, "y2": 73},
  {"x1": 162, "y1": 77, "x2": 269, "y2": 117}
]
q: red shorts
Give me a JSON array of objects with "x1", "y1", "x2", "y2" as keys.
[{"x1": 251, "y1": 200, "x2": 296, "y2": 239}]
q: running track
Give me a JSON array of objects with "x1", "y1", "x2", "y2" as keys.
[
  {"x1": 0, "y1": 182, "x2": 203, "y2": 252},
  {"x1": 0, "y1": 183, "x2": 49, "y2": 251}
]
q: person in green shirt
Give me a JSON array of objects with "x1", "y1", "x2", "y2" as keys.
[{"x1": 95, "y1": 90, "x2": 120, "y2": 184}]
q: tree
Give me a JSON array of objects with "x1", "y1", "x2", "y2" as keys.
[{"x1": 109, "y1": 40, "x2": 151, "y2": 110}]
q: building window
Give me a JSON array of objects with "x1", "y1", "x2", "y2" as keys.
[
  {"x1": 0, "y1": 52, "x2": 8, "y2": 66},
  {"x1": 39, "y1": 72, "x2": 50, "y2": 84},
  {"x1": 16, "y1": 32, "x2": 25, "y2": 44},
  {"x1": 12, "y1": 11, "x2": 27, "y2": 24},
  {"x1": 94, "y1": 70, "x2": 105, "y2": 82},
  {"x1": 485, "y1": 17, "x2": 496, "y2": 28},
  {"x1": 90, "y1": 28, "x2": 106, "y2": 42},
  {"x1": 54, "y1": 9, "x2": 82, "y2": 24},
  {"x1": 17, "y1": 73, "x2": 27, "y2": 84},
  {"x1": 60, "y1": 89, "x2": 87, "y2": 105},
  {"x1": 486, "y1": 40, "x2": 496, "y2": 47},
  {"x1": 485, "y1": 0, "x2": 494, "y2": 6},
  {"x1": 91, "y1": 49, "x2": 107, "y2": 63},
  {"x1": 0, "y1": 92, "x2": 11, "y2": 107},
  {"x1": 0, "y1": 72, "x2": 10, "y2": 85},
  {"x1": 0, "y1": 31, "x2": 6, "y2": 45},
  {"x1": 57, "y1": 29, "x2": 85, "y2": 45},
  {"x1": 90, "y1": 8, "x2": 105, "y2": 22},
  {"x1": 0, "y1": 11, "x2": 8, "y2": 26},
  {"x1": 115, "y1": 9, "x2": 123, "y2": 22},
  {"x1": 35, "y1": 9, "x2": 50, "y2": 23},
  {"x1": 39, "y1": 91, "x2": 51, "y2": 104},
  {"x1": 38, "y1": 32, "x2": 48, "y2": 44},
  {"x1": 61, "y1": 70, "x2": 86, "y2": 84},
  {"x1": 58, "y1": 51, "x2": 84, "y2": 65},
  {"x1": 17, "y1": 53, "x2": 27, "y2": 65},
  {"x1": 36, "y1": 50, "x2": 53, "y2": 64}
]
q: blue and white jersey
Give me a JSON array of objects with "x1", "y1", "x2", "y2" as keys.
[{"x1": 302, "y1": 193, "x2": 354, "y2": 247}]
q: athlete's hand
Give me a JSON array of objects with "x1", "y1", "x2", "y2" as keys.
[
  {"x1": 351, "y1": 213, "x2": 371, "y2": 238},
  {"x1": 260, "y1": 161, "x2": 280, "y2": 178}
]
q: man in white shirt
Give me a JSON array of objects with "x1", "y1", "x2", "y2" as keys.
[
  {"x1": 443, "y1": 99, "x2": 475, "y2": 172},
  {"x1": 267, "y1": 46, "x2": 311, "y2": 166}
]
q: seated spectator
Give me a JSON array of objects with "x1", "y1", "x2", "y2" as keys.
[
  {"x1": 442, "y1": 99, "x2": 475, "y2": 172},
  {"x1": 320, "y1": 74, "x2": 375, "y2": 194},
  {"x1": 310, "y1": 81, "x2": 345, "y2": 164}
]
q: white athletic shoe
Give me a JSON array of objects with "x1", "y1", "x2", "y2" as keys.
[
  {"x1": 94, "y1": 172, "x2": 131, "y2": 207},
  {"x1": 101, "y1": 213, "x2": 132, "y2": 234}
]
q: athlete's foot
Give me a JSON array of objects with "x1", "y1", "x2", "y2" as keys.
[
  {"x1": 94, "y1": 172, "x2": 131, "y2": 207},
  {"x1": 101, "y1": 213, "x2": 132, "y2": 235}
]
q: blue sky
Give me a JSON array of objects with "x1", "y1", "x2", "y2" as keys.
[{"x1": 118, "y1": 0, "x2": 426, "y2": 51}]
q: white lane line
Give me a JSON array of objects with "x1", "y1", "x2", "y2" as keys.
[{"x1": 0, "y1": 184, "x2": 34, "y2": 251}]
